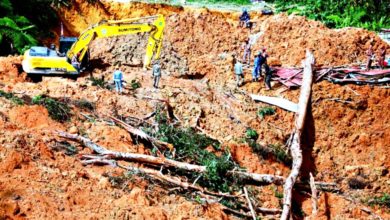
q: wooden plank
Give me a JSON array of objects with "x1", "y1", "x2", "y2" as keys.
[{"x1": 250, "y1": 94, "x2": 298, "y2": 112}]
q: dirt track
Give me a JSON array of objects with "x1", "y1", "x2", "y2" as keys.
[{"x1": 0, "y1": 1, "x2": 389, "y2": 219}]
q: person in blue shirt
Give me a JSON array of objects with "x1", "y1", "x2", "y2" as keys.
[
  {"x1": 113, "y1": 65, "x2": 123, "y2": 93},
  {"x1": 252, "y1": 53, "x2": 261, "y2": 82},
  {"x1": 152, "y1": 60, "x2": 162, "y2": 89}
]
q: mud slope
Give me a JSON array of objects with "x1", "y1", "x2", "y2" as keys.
[
  {"x1": 0, "y1": 1, "x2": 389, "y2": 219},
  {"x1": 59, "y1": 0, "x2": 389, "y2": 76}
]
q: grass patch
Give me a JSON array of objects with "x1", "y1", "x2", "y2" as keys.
[
  {"x1": 89, "y1": 76, "x2": 107, "y2": 88},
  {"x1": 0, "y1": 90, "x2": 24, "y2": 105},
  {"x1": 257, "y1": 107, "x2": 275, "y2": 119},
  {"x1": 130, "y1": 79, "x2": 141, "y2": 90},
  {"x1": 32, "y1": 95, "x2": 71, "y2": 122},
  {"x1": 368, "y1": 193, "x2": 390, "y2": 209},
  {"x1": 245, "y1": 128, "x2": 259, "y2": 140}
]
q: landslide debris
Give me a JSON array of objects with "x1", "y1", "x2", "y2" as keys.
[{"x1": 0, "y1": 1, "x2": 389, "y2": 219}]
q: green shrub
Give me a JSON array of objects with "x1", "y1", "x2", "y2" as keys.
[
  {"x1": 147, "y1": 112, "x2": 239, "y2": 192},
  {"x1": 130, "y1": 79, "x2": 141, "y2": 90},
  {"x1": 32, "y1": 95, "x2": 71, "y2": 122},
  {"x1": 368, "y1": 193, "x2": 390, "y2": 208},
  {"x1": 89, "y1": 77, "x2": 106, "y2": 88},
  {"x1": 245, "y1": 128, "x2": 258, "y2": 140},
  {"x1": 0, "y1": 90, "x2": 24, "y2": 105},
  {"x1": 257, "y1": 107, "x2": 275, "y2": 119},
  {"x1": 73, "y1": 99, "x2": 95, "y2": 111},
  {"x1": 268, "y1": 0, "x2": 390, "y2": 31}
]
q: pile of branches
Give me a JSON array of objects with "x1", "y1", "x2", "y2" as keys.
[
  {"x1": 57, "y1": 110, "x2": 286, "y2": 218},
  {"x1": 57, "y1": 103, "x2": 340, "y2": 218}
]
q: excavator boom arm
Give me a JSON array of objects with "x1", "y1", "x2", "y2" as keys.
[{"x1": 67, "y1": 14, "x2": 165, "y2": 68}]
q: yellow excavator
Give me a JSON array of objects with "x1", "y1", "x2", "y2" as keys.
[{"x1": 22, "y1": 14, "x2": 165, "y2": 81}]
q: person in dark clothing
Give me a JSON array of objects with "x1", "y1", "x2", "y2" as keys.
[
  {"x1": 379, "y1": 46, "x2": 387, "y2": 69},
  {"x1": 264, "y1": 64, "x2": 272, "y2": 90},
  {"x1": 239, "y1": 9, "x2": 250, "y2": 28},
  {"x1": 366, "y1": 45, "x2": 374, "y2": 70}
]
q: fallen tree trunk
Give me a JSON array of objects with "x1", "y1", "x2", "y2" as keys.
[
  {"x1": 57, "y1": 131, "x2": 206, "y2": 173},
  {"x1": 281, "y1": 50, "x2": 315, "y2": 220},
  {"x1": 58, "y1": 131, "x2": 337, "y2": 191}
]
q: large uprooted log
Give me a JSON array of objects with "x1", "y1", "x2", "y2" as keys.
[
  {"x1": 57, "y1": 131, "x2": 286, "y2": 185},
  {"x1": 280, "y1": 50, "x2": 315, "y2": 220},
  {"x1": 57, "y1": 131, "x2": 206, "y2": 173}
]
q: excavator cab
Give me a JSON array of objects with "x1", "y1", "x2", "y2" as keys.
[{"x1": 59, "y1": 36, "x2": 77, "y2": 55}]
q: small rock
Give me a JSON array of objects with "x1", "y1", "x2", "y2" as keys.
[{"x1": 68, "y1": 126, "x2": 78, "y2": 134}]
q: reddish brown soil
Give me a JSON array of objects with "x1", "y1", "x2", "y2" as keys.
[{"x1": 0, "y1": 1, "x2": 389, "y2": 219}]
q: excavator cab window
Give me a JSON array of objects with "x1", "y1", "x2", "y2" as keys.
[{"x1": 59, "y1": 36, "x2": 77, "y2": 55}]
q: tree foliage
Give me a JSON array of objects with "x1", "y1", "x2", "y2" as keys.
[
  {"x1": 0, "y1": 0, "x2": 62, "y2": 54},
  {"x1": 268, "y1": 0, "x2": 390, "y2": 31}
]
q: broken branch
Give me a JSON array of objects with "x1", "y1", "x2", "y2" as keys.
[
  {"x1": 244, "y1": 187, "x2": 257, "y2": 220},
  {"x1": 310, "y1": 172, "x2": 318, "y2": 216}
]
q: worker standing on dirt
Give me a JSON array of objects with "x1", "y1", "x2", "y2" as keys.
[
  {"x1": 113, "y1": 65, "x2": 124, "y2": 94},
  {"x1": 152, "y1": 60, "x2": 162, "y2": 89},
  {"x1": 264, "y1": 63, "x2": 272, "y2": 90},
  {"x1": 234, "y1": 59, "x2": 244, "y2": 86},
  {"x1": 252, "y1": 53, "x2": 260, "y2": 82},
  {"x1": 239, "y1": 8, "x2": 250, "y2": 28},
  {"x1": 71, "y1": 53, "x2": 81, "y2": 72},
  {"x1": 242, "y1": 38, "x2": 251, "y2": 65},
  {"x1": 258, "y1": 48, "x2": 268, "y2": 76},
  {"x1": 379, "y1": 46, "x2": 387, "y2": 69},
  {"x1": 366, "y1": 45, "x2": 374, "y2": 70}
]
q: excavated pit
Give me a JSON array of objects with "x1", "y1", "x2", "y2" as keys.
[{"x1": 0, "y1": 0, "x2": 389, "y2": 219}]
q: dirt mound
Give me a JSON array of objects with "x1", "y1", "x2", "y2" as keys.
[
  {"x1": 0, "y1": 56, "x2": 26, "y2": 83},
  {"x1": 90, "y1": 35, "x2": 189, "y2": 77},
  {"x1": 8, "y1": 105, "x2": 62, "y2": 129},
  {"x1": 254, "y1": 13, "x2": 389, "y2": 67}
]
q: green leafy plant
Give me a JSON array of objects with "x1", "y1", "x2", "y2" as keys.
[
  {"x1": 245, "y1": 128, "x2": 258, "y2": 140},
  {"x1": 130, "y1": 79, "x2": 141, "y2": 90},
  {"x1": 368, "y1": 193, "x2": 390, "y2": 208},
  {"x1": 147, "y1": 111, "x2": 239, "y2": 192},
  {"x1": 268, "y1": 0, "x2": 390, "y2": 31},
  {"x1": 32, "y1": 95, "x2": 71, "y2": 122},
  {"x1": 0, "y1": 16, "x2": 37, "y2": 54},
  {"x1": 89, "y1": 77, "x2": 106, "y2": 88},
  {"x1": 0, "y1": 90, "x2": 24, "y2": 105},
  {"x1": 257, "y1": 107, "x2": 275, "y2": 119},
  {"x1": 73, "y1": 99, "x2": 95, "y2": 111}
]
